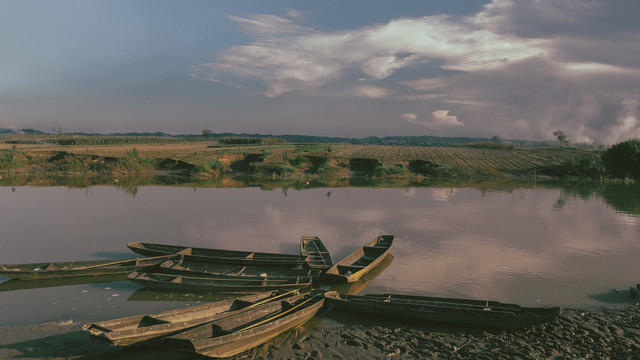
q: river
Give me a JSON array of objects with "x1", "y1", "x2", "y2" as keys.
[{"x1": 1, "y1": 177, "x2": 639, "y2": 326}]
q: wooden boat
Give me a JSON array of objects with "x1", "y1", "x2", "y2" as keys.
[
  {"x1": 128, "y1": 271, "x2": 312, "y2": 293},
  {"x1": 156, "y1": 255, "x2": 311, "y2": 280},
  {"x1": 323, "y1": 234, "x2": 393, "y2": 283},
  {"x1": 127, "y1": 242, "x2": 309, "y2": 267},
  {"x1": 329, "y1": 253, "x2": 394, "y2": 296},
  {"x1": 0, "y1": 274, "x2": 128, "y2": 292},
  {"x1": 0, "y1": 255, "x2": 175, "y2": 280},
  {"x1": 300, "y1": 236, "x2": 333, "y2": 271},
  {"x1": 325, "y1": 292, "x2": 562, "y2": 328},
  {"x1": 163, "y1": 291, "x2": 326, "y2": 358},
  {"x1": 83, "y1": 290, "x2": 299, "y2": 346}
]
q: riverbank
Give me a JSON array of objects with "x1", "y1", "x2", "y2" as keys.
[
  {"x1": 1, "y1": 140, "x2": 588, "y2": 179},
  {"x1": 1, "y1": 305, "x2": 639, "y2": 359}
]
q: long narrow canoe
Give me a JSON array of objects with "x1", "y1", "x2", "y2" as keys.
[
  {"x1": 128, "y1": 271, "x2": 312, "y2": 293},
  {"x1": 325, "y1": 292, "x2": 561, "y2": 328},
  {"x1": 83, "y1": 290, "x2": 300, "y2": 346},
  {"x1": 127, "y1": 242, "x2": 309, "y2": 268},
  {"x1": 157, "y1": 255, "x2": 311, "y2": 280},
  {"x1": 0, "y1": 255, "x2": 175, "y2": 280},
  {"x1": 300, "y1": 236, "x2": 333, "y2": 271},
  {"x1": 163, "y1": 291, "x2": 326, "y2": 358},
  {"x1": 323, "y1": 234, "x2": 393, "y2": 283}
]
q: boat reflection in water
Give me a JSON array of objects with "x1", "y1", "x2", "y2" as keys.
[
  {"x1": 328, "y1": 253, "x2": 394, "y2": 296},
  {"x1": 0, "y1": 274, "x2": 128, "y2": 292}
]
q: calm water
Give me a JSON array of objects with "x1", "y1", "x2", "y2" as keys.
[{"x1": 1, "y1": 179, "x2": 640, "y2": 326}]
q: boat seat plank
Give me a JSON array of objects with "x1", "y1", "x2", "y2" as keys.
[{"x1": 337, "y1": 265, "x2": 366, "y2": 274}]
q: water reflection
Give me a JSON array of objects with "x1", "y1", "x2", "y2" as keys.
[
  {"x1": 2, "y1": 176, "x2": 640, "y2": 327},
  {"x1": 3, "y1": 175, "x2": 640, "y2": 217}
]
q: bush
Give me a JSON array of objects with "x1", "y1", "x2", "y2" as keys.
[
  {"x1": 602, "y1": 139, "x2": 640, "y2": 179},
  {"x1": 375, "y1": 164, "x2": 408, "y2": 176},
  {"x1": 192, "y1": 159, "x2": 226, "y2": 176},
  {"x1": 118, "y1": 148, "x2": 154, "y2": 173},
  {"x1": 250, "y1": 163, "x2": 296, "y2": 175},
  {"x1": 553, "y1": 153, "x2": 605, "y2": 178}
]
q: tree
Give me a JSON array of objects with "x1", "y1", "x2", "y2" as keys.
[
  {"x1": 553, "y1": 130, "x2": 569, "y2": 148},
  {"x1": 201, "y1": 129, "x2": 212, "y2": 138},
  {"x1": 601, "y1": 138, "x2": 640, "y2": 179},
  {"x1": 491, "y1": 135, "x2": 502, "y2": 144}
]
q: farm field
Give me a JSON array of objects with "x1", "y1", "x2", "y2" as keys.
[{"x1": 0, "y1": 137, "x2": 591, "y2": 178}]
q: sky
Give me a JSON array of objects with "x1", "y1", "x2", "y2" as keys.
[{"x1": 1, "y1": 0, "x2": 639, "y2": 143}]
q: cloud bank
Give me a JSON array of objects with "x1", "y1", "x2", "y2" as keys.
[{"x1": 193, "y1": 0, "x2": 640, "y2": 143}]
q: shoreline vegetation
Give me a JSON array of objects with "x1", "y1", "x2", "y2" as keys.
[{"x1": 0, "y1": 134, "x2": 613, "y2": 180}]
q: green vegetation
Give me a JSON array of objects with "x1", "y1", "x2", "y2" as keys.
[
  {"x1": 0, "y1": 146, "x2": 28, "y2": 169},
  {"x1": 218, "y1": 137, "x2": 285, "y2": 146},
  {"x1": 250, "y1": 162, "x2": 296, "y2": 175},
  {"x1": 542, "y1": 152, "x2": 605, "y2": 178},
  {"x1": 192, "y1": 159, "x2": 226, "y2": 176},
  {"x1": 5, "y1": 135, "x2": 180, "y2": 146},
  {"x1": 12, "y1": 134, "x2": 640, "y2": 181},
  {"x1": 553, "y1": 130, "x2": 570, "y2": 148},
  {"x1": 602, "y1": 138, "x2": 640, "y2": 179}
]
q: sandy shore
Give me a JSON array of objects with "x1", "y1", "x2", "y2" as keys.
[{"x1": 1, "y1": 305, "x2": 639, "y2": 359}]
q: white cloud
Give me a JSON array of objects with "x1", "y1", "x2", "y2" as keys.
[
  {"x1": 190, "y1": 1, "x2": 640, "y2": 142},
  {"x1": 603, "y1": 99, "x2": 640, "y2": 145},
  {"x1": 402, "y1": 113, "x2": 417, "y2": 121},
  {"x1": 194, "y1": 6, "x2": 546, "y2": 97},
  {"x1": 404, "y1": 110, "x2": 463, "y2": 128},
  {"x1": 432, "y1": 110, "x2": 464, "y2": 127}
]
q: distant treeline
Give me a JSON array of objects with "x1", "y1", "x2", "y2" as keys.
[
  {"x1": 5, "y1": 136, "x2": 181, "y2": 146},
  {"x1": 0, "y1": 128, "x2": 552, "y2": 147},
  {"x1": 217, "y1": 137, "x2": 286, "y2": 146}
]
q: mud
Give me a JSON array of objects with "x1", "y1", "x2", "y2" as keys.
[{"x1": 1, "y1": 306, "x2": 639, "y2": 359}]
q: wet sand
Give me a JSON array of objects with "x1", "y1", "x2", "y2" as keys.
[{"x1": 1, "y1": 305, "x2": 639, "y2": 359}]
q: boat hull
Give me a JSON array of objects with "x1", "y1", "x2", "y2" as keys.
[
  {"x1": 164, "y1": 292, "x2": 325, "y2": 358},
  {"x1": 127, "y1": 242, "x2": 308, "y2": 267},
  {"x1": 326, "y1": 292, "x2": 561, "y2": 328},
  {"x1": 83, "y1": 291, "x2": 290, "y2": 346},
  {"x1": 300, "y1": 236, "x2": 333, "y2": 271},
  {"x1": 128, "y1": 271, "x2": 312, "y2": 293},
  {"x1": 0, "y1": 255, "x2": 174, "y2": 280},
  {"x1": 323, "y1": 235, "x2": 393, "y2": 283}
]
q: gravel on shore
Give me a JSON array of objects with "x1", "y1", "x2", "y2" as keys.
[{"x1": 1, "y1": 306, "x2": 639, "y2": 359}]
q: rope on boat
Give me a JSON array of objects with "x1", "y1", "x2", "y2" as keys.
[
  {"x1": 237, "y1": 293, "x2": 322, "y2": 332},
  {"x1": 246, "y1": 288, "x2": 301, "y2": 308}
]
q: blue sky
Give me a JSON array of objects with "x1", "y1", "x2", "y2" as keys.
[{"x1": 1, "y1": 0, "x2": 639, "y2": 143}]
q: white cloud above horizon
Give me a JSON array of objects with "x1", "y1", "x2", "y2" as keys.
[
  {"x1": 404, "y1": 110, "x2": 464, "y2": 128},
  {"x1": 190, "y1": 0, "x2": 640, "y2": 143},
  {"x1": 3, "y1": 0, "x2": 640, "y2": 143}
]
